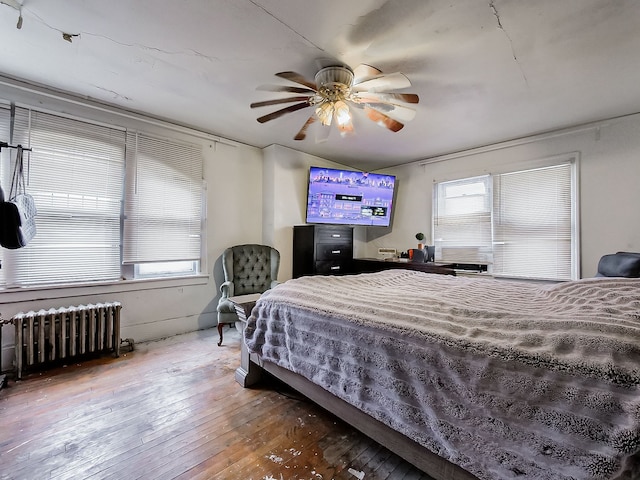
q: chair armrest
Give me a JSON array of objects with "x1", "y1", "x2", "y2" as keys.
[{"x1": 220, "y1": 280, "x2": 234, "y2": 297}]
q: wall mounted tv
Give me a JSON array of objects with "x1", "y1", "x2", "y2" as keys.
[{"x1": 305, "y1": 166, "x2": 396, "y2": 227}]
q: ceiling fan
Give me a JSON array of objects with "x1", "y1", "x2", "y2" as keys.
[{"x1": 250, "y1": 63, "x2": 419, "y2": 141}]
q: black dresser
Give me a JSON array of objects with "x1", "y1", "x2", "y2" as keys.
[{"x1": 292, "y1": 225, "x2": 353, "y2": 278}]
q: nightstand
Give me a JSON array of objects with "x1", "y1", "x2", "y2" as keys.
[{"x1": 229, "y1": 293, "x2": 262, "y2": 387}]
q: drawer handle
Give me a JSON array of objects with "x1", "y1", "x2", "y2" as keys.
[
  {"x1": 331, "y1": 250, "x2": 341, "y2": 254},
  {"x1": 331, "y1": 234, "x2": 341, "y2": 238},
  {"x1": 330, "y1": 266, "x2": 341, "y2": 270}
]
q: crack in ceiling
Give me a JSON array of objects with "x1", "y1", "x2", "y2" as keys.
[
  {"x1": 249, "y1": 0, "x2": 325, "y2": 53},
  {"x1": 489, "y1": 0, "x2": 528, "y2": 86},
  {"x1": 20, "y1": 6, "x2": 219, "y2": 62}
]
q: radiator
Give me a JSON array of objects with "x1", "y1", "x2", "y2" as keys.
[{"x1": 11, "y1": 302, "x2": 122, "y2": 380}]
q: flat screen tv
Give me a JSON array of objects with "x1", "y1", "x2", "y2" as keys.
[{"x1": 305, "y1": 166, "x2": 396, "y2": 227}]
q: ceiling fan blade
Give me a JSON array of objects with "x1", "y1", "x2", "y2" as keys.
[
  {"x1": 352, "y1": 72, "x2": 412, "y2": 92},
  {"x1": 364, "y1": 106, "x2": 405, "y2": 132},
  {"x1": 294, "y1": 115, "x2": 317, "y2": 140},
  {"x1": 352, "y1": 64, "x2": 383, "y2": 85},
  {"x1": 275, "y1": 71, "x2": 317, "y2": 90},
  {"x1": 360, "y1": 102, "x2": 417, "y2": 123},
  {"x1": 257, "y1": 84, "x2": 317, "y2": 95},
  {"x1": 353, "y1": 91, "x2": 419, "y2": 104},
  {"x1": 315, "y1": 124, "x2": 331, "y2": 143},
  {"x1": 251, "y1": 96, "x2": 312, "y2": 109},
  {"x1": 256, "y1": 102, "x2": 312, "y2": 123},
  {"x1": 337, "y1": 121, "x2": 355, "y2": 137}
]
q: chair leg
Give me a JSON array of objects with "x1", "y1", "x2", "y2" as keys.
[{"x1": 217, "y1": 322, "x2": 224, "y2": 346}]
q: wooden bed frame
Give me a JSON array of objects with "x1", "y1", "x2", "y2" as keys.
[{"x1": 236, "y1": 340, "x2": 479, "y2": 480}]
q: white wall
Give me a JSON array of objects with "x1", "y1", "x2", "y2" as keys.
[
  {"x1": 262, "y1": 144, "x2": 359, "y2": 281},
  {"x1": 364, "y1": 115, "x2": 640, "y2": 278},
  {"x1": 0, "y1": 81, "x2": 264, "y2": 371}
]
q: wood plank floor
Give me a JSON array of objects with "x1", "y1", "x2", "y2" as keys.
[{"x1": 0, "y1": 327, "x2": 436, "y2": 480}]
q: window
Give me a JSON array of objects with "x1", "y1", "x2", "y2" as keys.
[
  {"x1": 433, "y1": 158, "x2": 577, "y2": 281},
  {"x1": 1, "y1": 107, "x2": 125, "y2": 286},
  {"x1": 123, "y1": 132, "x2": 203, "y2": 270},
  {"x1": 0, "y1": 105, "x2": 204, "y2": 287},
  {"x1": 433, "y1": 175, "x2": 492, "y2": 264},
  {"x1": 493, "y1": 164, "x2": 574, "y2": 280}
]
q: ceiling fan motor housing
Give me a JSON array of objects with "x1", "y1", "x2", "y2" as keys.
[{"x1": 315, "y1": 66, "x2": 354, "y2": 100}]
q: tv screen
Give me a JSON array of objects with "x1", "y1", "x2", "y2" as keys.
[{"x1": 305, "y1": 166, "x2": 396, "y2": 227}]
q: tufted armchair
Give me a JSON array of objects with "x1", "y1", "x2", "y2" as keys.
[{"x1": 216, "y1": 244, "x2": 280, "y2": 346}]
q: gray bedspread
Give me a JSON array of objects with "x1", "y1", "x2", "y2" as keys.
[{"x1": 244, "y1": 270, "x2": 640, "y2": 480}]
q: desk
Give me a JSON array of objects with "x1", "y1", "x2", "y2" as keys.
[
  {"x1": 229, "y1": 293, "x2": 262, "y2": 387},
  {"x1": 352, "y1": 258, "x2": 456, "y2": 276}
]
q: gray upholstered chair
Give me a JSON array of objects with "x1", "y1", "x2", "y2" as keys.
[{"x1": 216, "y1": 244, "x2": 280, "y2": 346}]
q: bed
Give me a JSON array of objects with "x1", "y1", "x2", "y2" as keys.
[{"x1": 243, "y1": 270, "x2": 640, "y2": 480}]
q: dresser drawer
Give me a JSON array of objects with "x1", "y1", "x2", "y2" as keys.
[
  {"x1": 315, "y1": 260, "x2": 350, "y2": 275},
  {"x1": 315, "y1": 243, "x2": 353, "y2": 260},
  {"x1": 314, "y1": 227, "x2": 352, "y2": 244}
]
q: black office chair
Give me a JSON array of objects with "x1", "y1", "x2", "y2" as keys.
[
  {"x1": 408, "y1": 245, "x2": 435, "y2": 263},
  {"x1": 409, "y1": 248, "x2": 426, "y2": 262},
  {"x1": 595, "y1": 252, "x2": 640, "y2": 277}
]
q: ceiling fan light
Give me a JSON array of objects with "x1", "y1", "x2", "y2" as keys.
[
  {"x1": 334, "y1": 100, "x2": 351, "y2": 127},
  {"x1": 316, "y1": 102, "x2": 334, "y2": 126}
]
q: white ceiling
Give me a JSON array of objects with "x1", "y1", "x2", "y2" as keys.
[{"x1": 1, "y1": 0, "x2": 639, "y2": 171}]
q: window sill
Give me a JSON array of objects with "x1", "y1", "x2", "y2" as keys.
[{"x1": 0, "y1": 274, "x2": 210, "y2": 304}]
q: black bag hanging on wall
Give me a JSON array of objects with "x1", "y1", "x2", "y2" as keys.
[
  {"x1": 0, "y1": 184, "x2": 23, "y2": 249},
  {"x1": 0, "y1": 145, "x2": 37, "y2": 249}
]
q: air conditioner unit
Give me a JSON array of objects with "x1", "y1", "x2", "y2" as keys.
[{"x1": 377, "y1": 247, "x2": 397, "y2": 259}]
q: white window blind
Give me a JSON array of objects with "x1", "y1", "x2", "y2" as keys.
[
  {"x1": 123, "y1": 132, "x2": 203, "y2": 264},
  {"x1": 493, "y1": 163, "x2": 573, "y2": 280},
  {"x1": 0, "y1": 104, "x2": 11, "y2": 179},
  {"x1": 0, "y1": 105, "x2": 12, "y2": 286},
  {"x1": 433, "y1": 175, "x2": 493, "y2": 263},
  {"x1": 2, "y1": 107, "x2": 125, "y2": 286}
]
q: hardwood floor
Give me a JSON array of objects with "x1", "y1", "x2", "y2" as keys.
[{"x1": 0, "y1": 327, "x2": 435, "y2": 480}]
